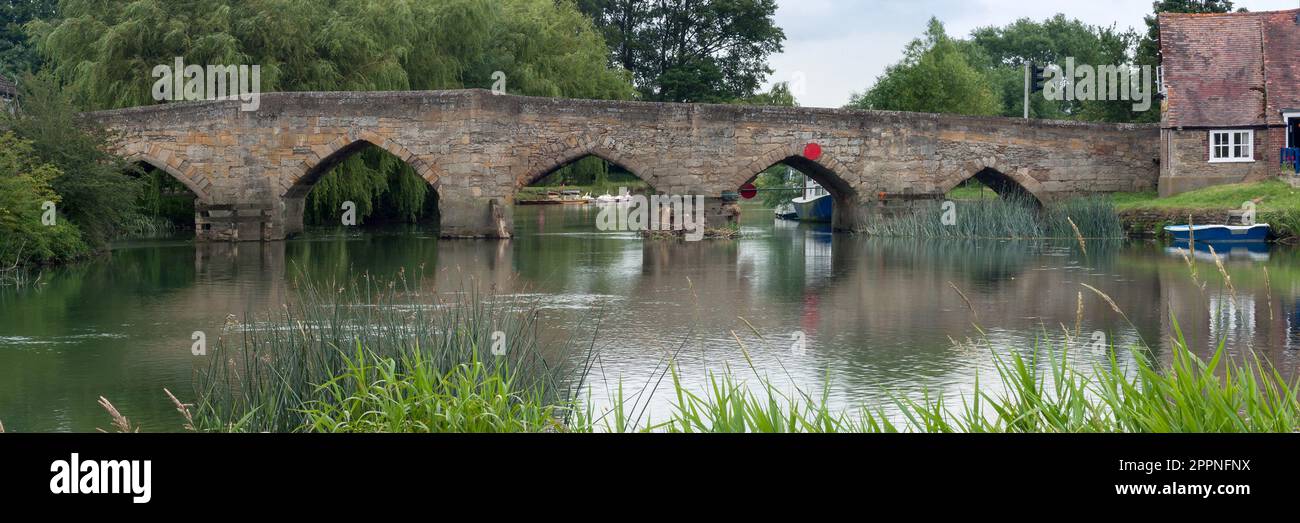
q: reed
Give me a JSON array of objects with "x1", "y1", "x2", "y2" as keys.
[
  {"x1": 648, "y1": 321, "x2": 1300, "y2": 433},
  {"x1": 190, "y1": 271, "x2": 594, "y2": 432},
  {"x1": 300, "y1": 345, "x2": 567, "y2": 433},
  {"x1": 865, "y1": 195, "x2": 1123, "y2": 240}
]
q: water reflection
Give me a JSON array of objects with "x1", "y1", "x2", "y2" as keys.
[{"x1": 1, "y1": 204, "x2": 1299, "y2": 431}]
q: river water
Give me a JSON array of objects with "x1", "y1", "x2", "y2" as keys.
[{"x1": 3, "y1": 203, "x2": 1299, "y2": 432}]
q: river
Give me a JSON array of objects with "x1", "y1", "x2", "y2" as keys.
[{"x1": 2, "y1": 203, "x2": 1299, "y2": 432}]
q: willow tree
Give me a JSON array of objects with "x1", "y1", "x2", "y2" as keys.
[{"x1": 31, "y1": 0, "x2": 634, "y2": 226}]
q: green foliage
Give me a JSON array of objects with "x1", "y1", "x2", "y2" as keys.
[
  {"x1": 0, "y1": 0, "x2": 56, "y2": 76},
  {"x1": 134, "y1": 165, "x2": 195, "y2": 229},
  {"x1": 848, "y1": 18, "x2": 1000, "y2": 116},
  {"x1": 32, "y1": 0, "x2": 636, "y2": 226},
  {"x1": 968, "y1": 14, "x2": 1140, "y2": 122},
  {"x1": 302, "y1": 346, "x2": 562, "y2": 433},
  {"x1": 736, "y1": 81, "x2": 796, "y2": 107},
  {"x1": 852, "y1": 14, "x2": 1159, "y2": 123},
  {"x1": 0, "y1": 131, "x2": 88, "y2": 266},
  {"x1": 752, "y1": 164, "x2": 802, "y2": 208},
  {"x1": 2, "y1": 72, "x2": 140, "y2": 250},
  {"x1": 579, "y1": 0, "x2": 785, "y2": 102}
]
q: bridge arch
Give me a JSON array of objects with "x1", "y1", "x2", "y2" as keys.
[
  {"x1": 518, "y1": 139, "x2": 657, "y2": 191},
  {"x1": 123, "y1": 151, "x2": 211, "y2": 203},
  {"x1": 938, "y1": 163, "x2": 1046, "y2": 205},
  {"x1": 733, "y1": 143, "x2": 859, "y2": 230},
  {"x1": 732, "y1": 143, "x2": 854, "y2": 197},
  {"x1": 280, "y1": 132, "x2": 443, "y2": 237},
  {"x1": 284, "y1": 131, "x2": 442, "y2": 199}
]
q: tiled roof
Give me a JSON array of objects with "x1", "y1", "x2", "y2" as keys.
[
  {"x1": 0, "y1": 76, "x2": 15, "y2": 98},
  {"x1": 1159, "y1": 9, "x2": 1300, "y2": 128}
]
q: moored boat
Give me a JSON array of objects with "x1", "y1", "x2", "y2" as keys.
[
  {"x1": 791, "y1": 177, "x2": 832, "y2": 222},
  {"x1": 1163, "y1": 223, "x2": 1270, "y2": 243}
]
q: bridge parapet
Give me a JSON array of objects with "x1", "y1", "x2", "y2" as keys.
[{"x1": 89, "y1": 90, "x2": 1160, "y2": 241}]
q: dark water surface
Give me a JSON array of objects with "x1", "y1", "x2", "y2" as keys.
[{"x1": 3, "y1": 203, "x2": 1299, "y2": 432}]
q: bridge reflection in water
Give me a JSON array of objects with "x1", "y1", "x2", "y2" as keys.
[{"x1": 0, "y1": 205, "x2": 1297, "y2": 431}]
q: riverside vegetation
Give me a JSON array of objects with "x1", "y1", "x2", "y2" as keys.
[
  {"x1": 864, "y1": 194, "x2": 1124, "y2": 240},
  {"x1": 58, "y1": 271, "x2": 1298, "y2": 434}
]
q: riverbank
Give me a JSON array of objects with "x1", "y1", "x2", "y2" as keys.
[{"x1": 1112, "y1": 179, "x2": 1300, "y2": 240}]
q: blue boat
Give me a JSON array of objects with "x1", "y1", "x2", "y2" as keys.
[
  {"x1": 791, "y1": 178, "x2": 833, "y2": 222},
  {"x1": 1163, "y1": 223, "x2": 1270, "y2": 243}
]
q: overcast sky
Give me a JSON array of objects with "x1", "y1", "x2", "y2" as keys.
[{"x1": 767, "y1": 0, "x2": 1299, "y2": 108}]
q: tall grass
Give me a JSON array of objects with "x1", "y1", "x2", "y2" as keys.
[
  {"x1": 191, "y1": 272, "x2": 594, "y2": 432},
  {"x1": 301, "y1": 345, "x2": 565, "y2": 432},
  {"x1": 865, "y1": 195, "x2": 1123, "y2": 239},
  {"x1": 645, "y1": 320, "x2": 1300, "y2": 433},
  {"x1": 281, "y1": 320, "x2": 1300, "y2": 433}
]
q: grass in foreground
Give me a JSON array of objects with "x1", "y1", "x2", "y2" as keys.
[
  {"x1": 643, "y1": 323, "x2": 1300, "y2": 433},
  {"x1": 188, "y1": 273, "x2": 594, "y2": 433}
]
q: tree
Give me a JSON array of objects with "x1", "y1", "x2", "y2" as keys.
[
  {"x1": 0, "y1": 0, "x2": 56, "y2": 77},
  {"x1": 2, "y1": 73, "x2": 141, "y2": 248},
  {"x1": 31, "y1": 0, "x2": 634, "y2": 226},
  {"x1": 737, "y1": 81, "x2": 796, "y2": 107},
  {"x1": 848, "y1": 18, "x2": 1000, "y2": 116},
  {"x1": 969, "y1": 15, "x2": 1138, "y2": 122},
  {"x1": 579, "y1": 0, "x2": 785, "y2": 102}
]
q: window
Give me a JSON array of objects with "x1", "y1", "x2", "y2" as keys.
[{"x1": 1209, "y1": 130, "x2": 1253, "y2": 162}]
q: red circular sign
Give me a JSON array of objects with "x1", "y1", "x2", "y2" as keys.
[
  {"x1": 803, "y1": 143, "x2": 822, "y2": 161},
  {"x1": 739, "y1": 182, "x2": 758, "y2": 200}
]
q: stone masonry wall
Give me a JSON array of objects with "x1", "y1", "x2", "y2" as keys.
[
  {"x1": 89, "y1": 90, "x2": 1161, "y2": 241},
  {"x1": 1159, "y1": 127, "x2": 1282, "y2": 196}
]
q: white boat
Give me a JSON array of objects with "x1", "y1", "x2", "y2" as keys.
[
  {"x1": 594, "y1": 187, "x2": 634, "y2": 203},
  {"x1": 790, "y1": 177, "x2": 832, "y2": 222}
]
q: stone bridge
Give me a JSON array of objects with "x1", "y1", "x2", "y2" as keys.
[{"x1": 88, "y1": 89, "x2": 1160, "y2": 241}]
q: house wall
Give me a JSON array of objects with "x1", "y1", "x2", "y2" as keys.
[{"x1": 1158, "y1": 127, "x2": 1281, "y2": 196}]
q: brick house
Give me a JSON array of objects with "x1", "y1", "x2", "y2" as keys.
[{"x1": 1158, "y1": 9, "x2": 1300, "y2": 196}]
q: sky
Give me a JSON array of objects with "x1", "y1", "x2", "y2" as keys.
[{"x1": 766, "y1": 0, "x2": 1300, "y2": 108}]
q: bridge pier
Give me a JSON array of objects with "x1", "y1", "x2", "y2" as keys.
[
  {"x1": 438, "y1": 194, "x2": 513, "y2": 239},
  {"x1": 196, "y1": 201, "x2": 280, "y2": 242},
  {"x1": 281, "y1": 196, "x2": 306, "y2": 238}
]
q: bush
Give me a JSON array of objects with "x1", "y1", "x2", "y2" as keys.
[
  {"x1": 0, "y1": 132, "x2": 89, "y2": 266},
  {"x1": 1, "y1": 72, "x2": 141, "y2": 249}
]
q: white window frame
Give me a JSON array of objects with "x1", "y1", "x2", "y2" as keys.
[{"x1": 1208, "y1": 129, "x2": 1254, "y2": 163}]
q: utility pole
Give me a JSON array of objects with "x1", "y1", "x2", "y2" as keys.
[{"x1": 1023, "y1": 63, "x2": 1030, "y2": 120}]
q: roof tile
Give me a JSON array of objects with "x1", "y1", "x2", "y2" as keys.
[{"x1": 1160, "y1": 9, "x2": 1300, "y2": 128}]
